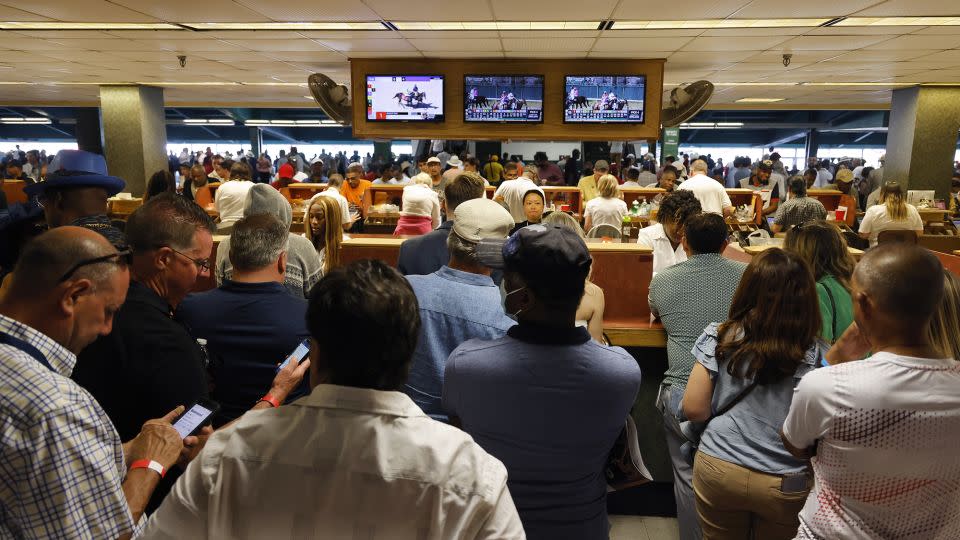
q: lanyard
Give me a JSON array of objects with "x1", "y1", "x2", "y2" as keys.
[{"x1": 0, "y1": 330, "x2": 55, "y2": 373}]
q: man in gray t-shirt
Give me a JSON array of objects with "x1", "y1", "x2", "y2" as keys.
[{"x1": 648, "y1": 214, "x2": 746, "y2": 540}]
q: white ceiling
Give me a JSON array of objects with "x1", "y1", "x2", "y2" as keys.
[{"x1": 0, "y1": 0, "x2": 957, "y2": 108}]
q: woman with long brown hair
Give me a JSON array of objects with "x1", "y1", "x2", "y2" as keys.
[
  {"x1": 784, "y1": 220, "x2": 855, "y2": 344},
  {"x1": 682, "y1": 248, "x2": 826, "y2": 540},
  {"x1": 304, "y1": 194, "x2": 344, "y2": 275},
  {"x1": 858, "y1": 180, "x2": 923, "y2": 247}
]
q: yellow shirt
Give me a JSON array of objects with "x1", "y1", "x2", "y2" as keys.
[
  {"x1": 578, "y1": 175, "x2": 599, "y2": 201},
  {"x1": 483, "y1": 162, "x2": 504, "y2": 183}
]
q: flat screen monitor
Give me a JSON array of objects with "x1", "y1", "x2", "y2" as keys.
[
  {"x1": 366, "y1": 75, "x2": 444, "y2": 122},
  {"x1": 463, "y1": 75, "x2": 543, "y2": 123},
  {"x1": 564, "y1": 75, "x2": 646, "y2": 123}
]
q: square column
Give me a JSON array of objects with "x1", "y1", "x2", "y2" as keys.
[
  {"x1": 885, "y1": 85, "x2": 960, "y2": 199},
  {"x1": 99, "y1": 85, "x2": 168, "y2": 196}
]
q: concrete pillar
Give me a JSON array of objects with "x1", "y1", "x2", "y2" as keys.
[
  {"x1": 373, "y1": 141, "x2": 391, "y2": 161},
  {"x1": 885, "y1": 85, "x2": 960, "y2": 199},
  {"x1": 74, "y1": 107, "x2": 103, "y2": 155},
  {"x1": 99, "y1": 85, "x2": 168, "y2": 196},
  {"x1": 249, "y1": 127, "x2": 262, "y2": 157},
  {"x1": 804, "y1": 129, "x2": 819, "y2": 161}
]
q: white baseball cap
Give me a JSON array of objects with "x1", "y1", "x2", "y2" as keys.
[
  {"x1": 426, "y1": 156, "x2": 441, "y2": 164},
  {"x1": 452, "y1": 198, "x2": 515, "y2": 243}
]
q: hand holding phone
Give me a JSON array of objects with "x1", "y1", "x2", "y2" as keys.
[
  {"x1": 276, "y1": 338, "x2": 311, "y2": 373},
  {"x1": 171, "y1": 398, "x2": 220, "y2": 439}
]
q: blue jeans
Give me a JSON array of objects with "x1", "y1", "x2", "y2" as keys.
[{"x1": 657, "y1": 383, "x2": 703, "y2": 540}]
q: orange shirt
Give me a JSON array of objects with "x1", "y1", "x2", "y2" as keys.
[{"x1": 340, "y1": 179, "x2": 372, "y2": 208}]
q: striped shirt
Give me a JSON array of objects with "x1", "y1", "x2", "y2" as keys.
[{"x1": 0, "y1": 314, "x2": 134, "y2": 539}]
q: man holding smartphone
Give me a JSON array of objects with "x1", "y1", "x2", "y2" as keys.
[{"x1": 0, "y1": 227, "x2": 187, "y2": 539}]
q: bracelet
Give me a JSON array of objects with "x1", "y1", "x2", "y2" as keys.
[
  {"x1": 257, "y1": 394, "x2": 281, "y2": 408},
  {"x1": 129, "y1": 459, "x2": 166, "y2": 478}
]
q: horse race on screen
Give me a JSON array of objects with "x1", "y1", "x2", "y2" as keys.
[
  {"x1": 366, "y1": 75, "x2": 445, "y2": 122},
  {"x1": 564, "y1": 75, "x2": 646, "y2": 123},
  {"x1": 464, "y1": 75, "x2": 543, "y2": 123}
]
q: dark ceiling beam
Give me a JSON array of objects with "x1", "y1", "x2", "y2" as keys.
[{"x1": 43, "y1": 124, "x2": 73, "y2": 138}]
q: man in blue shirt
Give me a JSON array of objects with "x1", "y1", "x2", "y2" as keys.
[
  {"x1": 404, "y1": 198, "x2": 515, "y2": 421},
  {"x1": 443, "y1": 225, "x2": 642, "y2": 540},
  {"x1": 397, "y1": 173, "x2": 485, "y2": 277},
  {"x1": 177, "y1": 213, "x2": 310, "y2": 425}
]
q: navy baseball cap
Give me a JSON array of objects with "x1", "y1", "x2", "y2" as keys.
[
  {"x1": 25, "y1": 150, "x2": 125, "y2": 197},
  {"x1": 477, "y1": 224, "x2": 592, "y2": 281}
]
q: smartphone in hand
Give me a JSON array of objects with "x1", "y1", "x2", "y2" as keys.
[
  {"x1": 172, "y1": 398, "x2": 220, "y2": 438},
  {"x1": 276, "y1": 338, "x2": 311, "y2": 373}
]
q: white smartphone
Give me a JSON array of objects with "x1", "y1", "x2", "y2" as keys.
[{"x1": 276, "y1": 338, "x2": 311, "y2": 372}]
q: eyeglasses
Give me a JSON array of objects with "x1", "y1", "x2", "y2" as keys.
[
  {"x1": 58, "y1": 247, "x2": 133, "y2": 283},
  {"x1": 169, "y1": 247, "x2": 211, "y2": 272}
]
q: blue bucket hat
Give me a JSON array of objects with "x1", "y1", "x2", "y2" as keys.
[{"x1": 24, "y1": 150, "x2": 125, "y2": 197}]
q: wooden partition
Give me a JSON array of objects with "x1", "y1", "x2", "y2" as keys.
[
  {"x1": 351, "y1": 58, "x2": 664, "y2": 141},
  {"x1": 808, "y1": 189, "x2": 857, "y2": 227},
  {"x1": 287, "y1": 183, "x2": 328, "y2": 201},
  {"x1": 2, "y1": 180, "x2": 28, "y2": 205},
  {"x1": 621, "y1": 187, "x2": 665, "y2": 209}
]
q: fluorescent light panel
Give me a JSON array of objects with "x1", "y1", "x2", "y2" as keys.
[
  {"x1": 182, "y1": 119, "x2": 235, "y2": 125},
  {"x1": 837, "y1": 17, "x2": 960, "y2": 27},
  {"x1": 0, "y1": 22, "x2": 180, "y2": 30},
  {"x1": 1, "y1": 117, "x2": 51, "y2": 124},
  {"x1": 392, "y1": 21, "x2": 598, "y2": 30},
  {"x1": 736, "y1": 98, "x2": 785, "y2": 103},
  {"x1": 184, "y1": 22, "x2": 385, "y2": 30},
  {"x1": 613, "y1": 18, "x2": 829, "y2": 29},
  {"x1": 244, "y1": 119, "x2": 335, "y2": 126}
]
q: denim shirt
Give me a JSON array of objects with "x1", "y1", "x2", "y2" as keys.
[{"x1": 404, "y1": 266, "x2": 515, "y2": 420}]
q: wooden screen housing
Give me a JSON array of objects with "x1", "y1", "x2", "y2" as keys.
[{"x1": 350, "y1": 58, "x2": 665, "y2": 141}]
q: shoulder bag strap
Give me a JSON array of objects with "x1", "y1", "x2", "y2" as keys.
[
  {"x1": 712, "y1": 379, "x2": 759, "y2": 419},
  {"x1": 0, "y1": 331, "x2": 55, "y2": 373}
]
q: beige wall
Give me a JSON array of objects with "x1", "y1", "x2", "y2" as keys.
[{"x1": 100, "y1": 85, "x2": 168, "y2": 197}]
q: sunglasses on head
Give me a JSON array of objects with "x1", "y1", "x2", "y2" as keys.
[{"x1": 58, "y1": 246, "x2": 133, "y2": 284}]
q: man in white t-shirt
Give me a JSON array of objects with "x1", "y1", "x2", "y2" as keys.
[
  {"x1": 637, "y1": 190, "x2": 701, "y2": 276},
  {"x1": 214, "y1": 178, "x2": 254, "y2": 231},
  {"x1": 318, "y1": 176, "x2": 354, "y2": 232},
  {"x1": 782, "y1": 245, "x2": 960, "y2": 540},
  {"x1": 676, "y1": 160, "x2": 733, "y2": 216}
]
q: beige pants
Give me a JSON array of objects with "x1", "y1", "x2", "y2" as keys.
[{"x1": 692, "y1": 452, "x2": 809, "y2": 540}]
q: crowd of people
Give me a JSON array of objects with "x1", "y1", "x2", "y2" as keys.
[{"x1": 0, "y1": 142, "x2": 959, "y2": 540}]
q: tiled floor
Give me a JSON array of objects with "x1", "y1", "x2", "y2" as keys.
[{"x1": 609, "y1": 515, "x2": 680, "y2": 540}]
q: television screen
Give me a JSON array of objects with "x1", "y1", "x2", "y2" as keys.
[
  {"x1": 564, "y1": 76, "x2": 646, "y2": 123},
  {"x1": 366, "y1": 75, "x2": 444, "y2": 122},
  {"x1": 464, "y1": 75, "x2": 543, "y2": 123}
]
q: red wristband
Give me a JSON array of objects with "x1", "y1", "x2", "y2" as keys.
[
  {"x1": 129, "y1": 459, "x2": 166, "y2": 478},
  {"x1": 258, "y1": 394, "x2": 281, "y2": 408}
]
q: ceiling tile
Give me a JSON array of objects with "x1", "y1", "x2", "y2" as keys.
[
  {"x1": 910, "y1": 50, "x2": 960, "y2": 64},
  {"x1": 0, "y1": 4, "x2": 53, "y2": 20},
  {"x1": 345, "y1": 50, "x2": 424, "y2": 58},
  {"x1": 312, "y1": 38, "x2": 416, "y2": 52},
  {"x1": 0, "y1": 0, "x2": 160, "y2": 22},
  {"x1": 733, "y1": 0, "x2": 878, "y2": 18},
  {"x1": 424, "y1": 51, "x2": 505, "y2": 58},
  {"x1": 910, "y1": 26, "x2": 960, "y2": 35},
  {"x1": 605, "y1": 29, "x2": 704, "y2": 37},
  {"x1": 744, "y1": 49, "x2": 848, "y2": 64},
  {"x1": 852, "y1": 0, "x2": 960, "y2": 17},
  {"x1": 831, "y1": 49, "x2": 942, "y2": 61},
  {"x1": 698, "y1": 27, "x2": 811, "y2": 37},
  {"x1": 109, "y1": 0, "x2": 268, "y2": 22},
  {"x1": 234, "y1": 0, "x2": 381, "y2": 21},
  {"x1": 193, "y1": 51, "x2": 289, "y2": 62},
  {"x1": 490, "y1": 0, "x2": 616, "y2": 21},
  {"x1": 590, "y1": 50, "x2": 674, "y2": 58},
  {"x1": 778, "y1": 34, "x2": 893, "y2": 51},
  {"x1": 805, "y1": 26, "x2": 919, "y2": 36},
  {"x1": 133, "y1": 38, "x2": 249, "y2": 52},
  {"x1": 499, "y1": 30, "x2": 601, "y2": 39},
  {"x1": 591, "y1": 37, "x2": 693, "y2": 52},
  {"x1": 669, "y1": 49, "x2": 761, "y2": 65},
  {"x1": 408, "y1": 38, "x2": 500, "y2": 52},
  {"x1": 217, "y1": 38, "x2": 331, "y2": 52},
  {"x1": 503, "y1": 50, "x2": 589, "y2": 58},
  {"x1": 501, "y1": 37, "x2": 596, "y2": 52},
  {"x1": 682, "y1": 36, "x2": 791, "y2": 52},
  {"x1": 5, "y1": 30, "x2": 114, "y2": 39},
  {"x1": 613, "y1": 0, "x2": 750, "y2": 20},
  {"x1": 399, "y1": 30, "x2": 499, "y2": 39},
  {"x1": 362, "y1": 0, "x2": 494, "y2": 21},
  {"x1": 865, "y1": 34, "x2": 960, "y2": 50}
]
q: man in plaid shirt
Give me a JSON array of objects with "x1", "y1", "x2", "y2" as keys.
[{"x1": 0, "y1": 227, "x2": 186, "y2": 539}]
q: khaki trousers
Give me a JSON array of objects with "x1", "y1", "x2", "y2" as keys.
[{"x1": 692, "y1": 452, "x2": 809, "y2": 540}]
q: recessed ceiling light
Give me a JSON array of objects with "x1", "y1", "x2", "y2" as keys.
[
  {"x1": 735, "y1": 97, "x2": 785, "y2": 103},
  {"x1": 837, "y1": 16, "x2": 960, "y2": 27}
]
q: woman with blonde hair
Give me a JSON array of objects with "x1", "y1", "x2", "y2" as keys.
[
  {"x1": 583, "y1": 174, "x2": 628, "y2": 233},
  {"x1": 929, "y1": 270, "x2": 960, "y2": 360},
  {"x1": 393, "y1": 174, "x2": 441, "y2": 236},
  {"x1": 784, "y1": 220, "x2": 855, "y2": 344},
  {"x1": 304, "y1": 194, "x2": 344, "y2": 275},
  {"x1": 542, "y1": 211, "x2": 606, "y2": 343},
  {"x1": 858, "y1": 181, "x2": 923, "y2": 247}
]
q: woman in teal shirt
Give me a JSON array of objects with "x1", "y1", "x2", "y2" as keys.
[{"x1": 784, "y1": 220, "x2": 856, "y2": 343}]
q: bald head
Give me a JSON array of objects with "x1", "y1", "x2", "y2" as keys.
[
  {"x1": 9, "y1": 226, "x2": 124, "y2": 297},
  {"x1": 854, "y1": 244, "x2": 944, "y2": 326}
]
